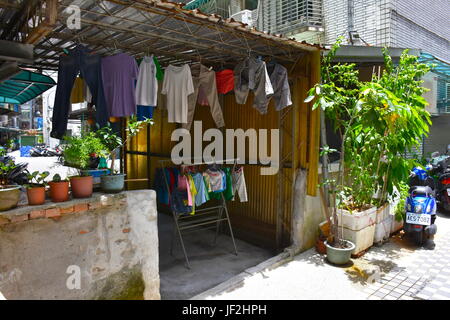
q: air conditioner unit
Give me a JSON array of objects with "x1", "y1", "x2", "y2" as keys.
[{"x1": 230, "y1": 9, "x2": 254, "y2": 27}]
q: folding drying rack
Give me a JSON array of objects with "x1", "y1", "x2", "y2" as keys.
[{"x1": 159, "y1": 158, "x2": 239, "y2": 269}]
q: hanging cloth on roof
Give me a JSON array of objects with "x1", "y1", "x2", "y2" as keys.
[
  {"x1": 216, "y1": 69, "x2": 234, "y2": 94},
  {"x1": 136, "y1": 55, "x2": 158, "y2": 107},
  {"x1": 161, "y1": 64, "x2": 195, "y2": 124},
  {"x1": 265, "y1": 62, "x2": 292, "y2": 111},
  {"x1": 234, "y1": 57, "x2": 274, "y2": 114},
  {"x1": 70, "y1": 77, "x2": 86, "y2": 104},
  {"x1": 101, "y1": 53, "x2": 139, "y2": 117}
]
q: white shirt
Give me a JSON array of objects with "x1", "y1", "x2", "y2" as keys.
[
  {"x1": 135, "y1": 55, "x2": 158, "y2": 106},
  {"x1": 161, "y1": 64, "x2": 194, "y2": 123}
]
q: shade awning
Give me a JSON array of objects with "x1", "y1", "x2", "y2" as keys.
[
  {"x1": 0, "y1": 69, "x2": 56, "y2": 104},
  {"x1": 419, "y1": 53, "x2": 450, "y2": 80}
]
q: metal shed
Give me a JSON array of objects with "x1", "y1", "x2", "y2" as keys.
[{"x1": 0, "y1": 0, "x2": 323, "y2": 250}]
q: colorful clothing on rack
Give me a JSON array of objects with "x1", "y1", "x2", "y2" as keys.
[
  {"x1": 191, "y1": 172, "x2": 209, "y2": 206},
  {"x1": 232, "y1": 166, "x2": 248, "y2": 202}
]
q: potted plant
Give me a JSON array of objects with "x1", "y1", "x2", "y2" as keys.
[
  {"x1": 48, "y1": 173, "x2": 70, "y2": 202},
  {"x1": 25, "y1": 171, "x2": 50, "y2": 205},
  {"x1": 306, "y1": 38, "x2": 431, "y2": 263},
  {"x1": 96, "y1": 116, "x2": 153, "y2": 193},
  {"x1": 0, "y1": 155, "x2": 23, "y2": 211},
  {"x1": 61, "y1": 132, "x2": 107, "y2": 198}
]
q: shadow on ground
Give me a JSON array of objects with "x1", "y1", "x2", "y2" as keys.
[{"x1": 158, "y1": 213, "x2": 273, "y2": 300}]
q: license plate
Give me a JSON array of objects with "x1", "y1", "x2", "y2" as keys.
[
  {"x1": 447, "y1": 189, "x2": 450, "y2": 196},
  {"x1": 406, "y1": 212, "x2": 431, "y2": 226}
]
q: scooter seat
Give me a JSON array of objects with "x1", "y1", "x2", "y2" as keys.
[{"x1": 409, "y1": 185, "x2": 434, "y2": 197}]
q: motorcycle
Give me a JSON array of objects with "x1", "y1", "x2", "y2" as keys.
[
  {"x1": 429, "y1": 153, "x2": 450, "y2": 212},
  {"x1": 404, "y1": 166, "x2": 437, "y2": 247}
]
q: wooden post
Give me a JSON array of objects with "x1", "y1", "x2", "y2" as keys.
[{"x1": 306, "y1": 50, "x2": 321, "y2": 196}]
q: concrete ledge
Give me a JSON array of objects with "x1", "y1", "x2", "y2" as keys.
[{"x1": 0, "y1": 193, "x2": 125, "y2": 226}]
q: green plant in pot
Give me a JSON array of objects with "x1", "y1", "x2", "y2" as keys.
[
  {"x1": 49, "y1": 173, "x2": 70, "y2": 202},
  {"x1": 62, "y1": 132, "x2": 107, "y2": 198},
  {"x1": 25, "y1": 171, "x2": 50, "y2": 205},
  {"x1": 306, "y1": 38, "x2": 431, "y2": 264},
  {"x1": 96, "y1": 116, "x2": 153, "y2": 193}
]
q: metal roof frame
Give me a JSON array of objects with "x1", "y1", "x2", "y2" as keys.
[{"x1": 0, "y1": 0, "x2": 322, "y2": 72}]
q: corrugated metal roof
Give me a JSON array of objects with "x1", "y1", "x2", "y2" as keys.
[{"x1": 0, "y1": 0, "x2": 324, "y2": 71}]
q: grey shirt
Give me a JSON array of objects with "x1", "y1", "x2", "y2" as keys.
[{"x1": 267, "y1": 63, "x2": 292, "y2": 111}]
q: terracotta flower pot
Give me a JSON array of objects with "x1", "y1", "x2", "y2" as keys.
[
  {"x1": 49, "y1": 181, "x2": 70, "y2": 202},
  {"x1": 27, "y1": 186, "x2": 46, "y2": 205},
  {"x1": 70, "y1": 176, "x2": 93, "y2": 198},
  {"x1": 315, "y1": 238, "x2": 327, "y2": 255}
]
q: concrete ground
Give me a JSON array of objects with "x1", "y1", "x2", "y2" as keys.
[
  {"x1": 158, "y1": 213, "x2": 273, "y2": 300},
  {"x1": 194, "y1": 211, "x2": 450, "y2": 300}
]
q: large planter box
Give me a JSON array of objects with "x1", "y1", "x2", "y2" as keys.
[
  {"x1": 374, "y1": 215, "x2": 393, "y2": 244},
  {"x1": 391, "y1": 215, "x2": 404, "y2": 234},
  {"x1": 374, "y1": 203, "x2": 392, "y2": 244},
  {"x1": 336, "y1": 207, "x2": 377, "y2": 255},
  {"x1": 389, "y1": 199, "x2": 403, "y2": 234},
  {"x1": 337, "y1": 207, "x2": 377, "y2": 231},
  {"x1": 342, "y1": 225, "x2": 376, "y2": 255}
]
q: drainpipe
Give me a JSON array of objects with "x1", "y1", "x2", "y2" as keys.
[{"x1": 348, "y1": 0, "x2": 355, "y2": 44}]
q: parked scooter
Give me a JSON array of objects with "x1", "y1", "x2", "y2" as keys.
[
  {"x1": 404, "y1": 166, "x2": 437, "y2": 248},
  {"x1": 429, "y1": 153, "x2": 450, "y2": 212}
]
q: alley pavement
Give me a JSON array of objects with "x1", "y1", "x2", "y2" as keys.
[{"x1": 198, "y1": 211, "x2": 450, "y2": 300}]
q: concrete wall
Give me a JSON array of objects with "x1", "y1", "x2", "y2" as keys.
[
  {"x1": 322, "y1": 0, "x2": 450, "y2": 62},
  {"x1": 392, "y1": 0, "x2": 450, "y2": 62},
  {"x1": 0, "y1": 190, "x2": 160, "y2": 300},
  {"x1": 291, "y1": 169, "x2": 327, "y2": 252},
  {"x1": 423, "y1": 114, "x2": 450, "y2": 156},
  {"x1": 323, "y1": 0, "x2": 393, "y2": 46}
]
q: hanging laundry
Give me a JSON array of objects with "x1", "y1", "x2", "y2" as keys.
[
  {"x1": 232, "y1": 166, "x2": 248, "y2": 202},
  {"x1": 222, "y1": 167, "x2": 234, "y2": 201},
  {"x1": 191, "y1": 172, "x2": 209, "y2": 206},
  {"x1": 266, "y1": 62, "x2": 292, "y2": 111},
  {"x1": 183, "y1": 64, "x2": 225, "y2": 130},
  {"x1": 234, "y1": 57, "x2": 274, "y2": 114},
  {"x1": 204, "y1": 168, "x2": 225, "y2": 193},
  {"x1": 51, "y1": 45, "x2": 109, "y2": 139},
  {"x1": 177, "y1": 174, "x2": 194, "y2": 207},
  {"x1": 101, "y1": 53, "x2": 139, "y2": 117},
  {"x1": 136, "y1": 55, "x2": 158, "y2": 107},
  {"x1": 161, "y1": 64, "x2": 195, "y2": 124},
  {"x1": 187, "y1": 174, "x2": 198, "y2": 215},
  {"x1": 216, "y1": 69, "x2": 234, "y2": 94},
  {"x1": 170, "y1": 189, "x2": 192, "y2": 215},
  {"x1": 197, "y1": 86, "x2": 210, "y2": 106},
  {"x1": 154, "y1": 56, "x2": 164, "y2": 81},
  {"x1": 136, "y1": 105, "x2": 154, "y2": 121},
  {"x1": 70, "y1": 77, "x2": 85, "y2": 104}
]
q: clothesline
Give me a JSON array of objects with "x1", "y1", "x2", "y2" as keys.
[{"x1": 158, "y1": 157, "x2": 240, "y2": 166}]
